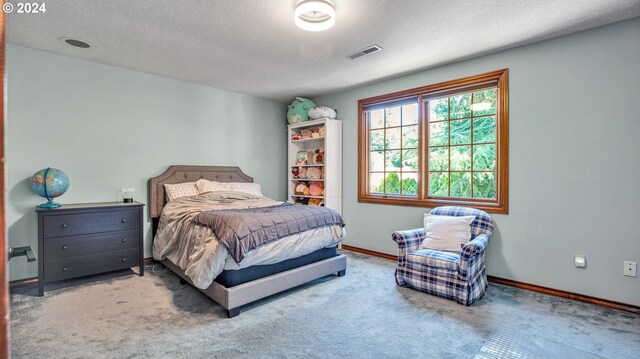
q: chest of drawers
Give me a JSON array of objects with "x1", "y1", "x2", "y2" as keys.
[{"x1": 37, "y1": 202, "x2": 144, "y2": 296}]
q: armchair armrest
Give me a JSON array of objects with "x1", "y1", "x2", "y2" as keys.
[
  {"x1": 392, "y1": 228, "x2": 425, "y2": 266},
  {"x1": 458, "y1": 233, "x2": 490, "y2": 280}
]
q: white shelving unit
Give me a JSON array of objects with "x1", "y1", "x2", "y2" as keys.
[{"x1": 288, "y1": 118, "x2": 342, "y2": 215}]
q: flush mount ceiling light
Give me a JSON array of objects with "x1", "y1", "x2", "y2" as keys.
[
  {"x1": 295, "y1": 0, "x2": 336, "y2": 32},
  {"x1": 59, "y1": 37, "x2": 94, "y2": 49}
]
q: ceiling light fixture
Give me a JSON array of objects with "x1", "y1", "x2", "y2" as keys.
[{"x1": 295, "y1": 0, "x2": 336, "y2": 32}]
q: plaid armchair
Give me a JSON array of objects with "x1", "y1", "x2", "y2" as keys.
[{"x1": 392, "y1": 206, "x2": 494, "y2": 306}]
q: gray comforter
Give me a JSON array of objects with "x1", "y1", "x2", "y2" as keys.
[{"x1": 193, "y1": 203, "x2": 345, "y2": 263}]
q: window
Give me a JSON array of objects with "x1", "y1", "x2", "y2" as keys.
[{"x1": 358, "y1": 69, "x2": 509, "y2": 213}]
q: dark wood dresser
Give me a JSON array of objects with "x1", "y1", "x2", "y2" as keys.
[{"x1": 36, "y1": 202, "x2": 144, "y2": 296}]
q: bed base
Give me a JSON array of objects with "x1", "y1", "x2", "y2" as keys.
[{"x1": 161, "y1": 254, "x2": 347, "y2": 318}]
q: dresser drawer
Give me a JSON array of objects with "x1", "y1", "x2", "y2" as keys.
[
  {"x1": 43, "y1": 229, "x2": 139, "y2": 259},
  {"x1": 43, "y1": 210, "x2": 139, "y2": 238},
  {"x1": 43, "y1": 248, "x2": 140, "y2": 282}
]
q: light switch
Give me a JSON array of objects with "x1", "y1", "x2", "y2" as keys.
[{"x1": 574, "y1": 255, "x2": 586, "y2": 268}]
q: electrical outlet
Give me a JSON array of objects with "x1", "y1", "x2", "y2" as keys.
[
  {"x1": 624, "y1": 261, "x2": 637, "y2": 277},
  {"x1": 574, "y1": 255, "x2": 586, "y2": 268}
]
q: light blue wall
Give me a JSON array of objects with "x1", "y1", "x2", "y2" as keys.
[
  {"x1": 7, "y1": 45, "x2": 287, "y2": 281},
  {"x1": 312, "y1": 18, "x2": 640, "y2": 305}
]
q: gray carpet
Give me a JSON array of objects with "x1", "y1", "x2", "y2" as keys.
[{"x1": 10, "y1": 251, "x2": 640, "y2": 359}]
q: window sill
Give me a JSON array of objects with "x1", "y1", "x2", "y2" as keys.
[{"x1": 358, "y1": 195, "x2": 508, "y2": 214}]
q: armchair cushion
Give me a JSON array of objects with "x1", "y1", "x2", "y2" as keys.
[{"x1": 408, "y1": 249, "x2": 459, "y2": 271}]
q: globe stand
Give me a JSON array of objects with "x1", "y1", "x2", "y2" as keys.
[{"x1": 38, "y1": 198, "x2": 62, "y2": 209}]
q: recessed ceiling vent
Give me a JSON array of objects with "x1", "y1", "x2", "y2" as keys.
[
  {"x1": 347, "y1": 45, "x2": 383, "y2": 60},
  {"x1": 59, "y1": 37, "x2": 94, "y2": 49}
]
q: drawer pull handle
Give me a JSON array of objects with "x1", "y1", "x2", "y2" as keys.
[
  {"x1": 121, "y1": 219, "x2": 127, "y2": 223},
  {"x1": 62, "y1": 267, "x2": 68, "y2": 272},
  {"x1": 122, "y1": 238, "x2": 127, "y2": 243},
  {"x1": 61, "y1": 245, "x2": 68, "y2": 250},
  {"x1": 61, "y1": 224, "x2": 67, "y2": 228},
  {"x1": 121, "y1": 258, "x2": 127, "y2": 263}
]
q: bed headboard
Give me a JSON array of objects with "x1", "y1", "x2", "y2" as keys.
[{"x1": 148, "y1": 165, "x2": 253, "y2": 219}]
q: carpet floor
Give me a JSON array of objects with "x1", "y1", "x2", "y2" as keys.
[{"x1": 10, "y1": 251, "x2": 640, "y2": 358}]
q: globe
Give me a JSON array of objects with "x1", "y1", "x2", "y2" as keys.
[
  {"x1": 30, "y1": 168, "x2": 70, "y2": 208},
  {"x1": 287, "y1": 97, "x2": 315, "y2": 124}
]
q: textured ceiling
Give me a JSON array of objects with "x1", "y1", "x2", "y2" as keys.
[{"x1": 7, "y1": 0, "x2": 640, "y2": 101}]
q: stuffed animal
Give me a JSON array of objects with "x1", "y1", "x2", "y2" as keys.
[
  {"x1": 319, "y1": 126, "x2": 325, "y2": 137},
  {"x1": 296, "y1": 150, "x2": 307, "y2": 165},
  {"x1": 287, "y1": 97, "x2": 315, "y2": 124},
  {"x1": 309, "y1": 181, "x2": 324, "y2": 196},
  {"x1": 291, "y1": 133, "x2": 301, "y2": 141},
  {"x1": 300, "y1": 129, "x2": 313, "y2": 139},
  {"x1": 313, "y1": 149, "x2": 324, "y2": 164},
  {"x1": 306, "y1": 167, "x2": 323, "y2": 179},
  {"x1": 306, "y1": 151, "x2": 315, "y2": 165},
  {"x1": 291, "y1": 167, "x2": 299, "y2": 179},
  {"x1": 308, "y1": 106, "x2": 337, "y2": 120},
  {"x1": 311, "y1": 130, "x2": 321, "y2": 138},
  {"x1": 298, "y1": 167, "x2": 307, "y2": 179},
  {"x1": 308, "y1": 198, "x2": 323, "y2": 206},
  {"x1": 295, "y1": 182, "x2": 309, "y2": 195}
]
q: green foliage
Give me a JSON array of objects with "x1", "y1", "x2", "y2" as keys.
[{"x1": 374, "y1": 173, "x2": 418, "y2": 196}]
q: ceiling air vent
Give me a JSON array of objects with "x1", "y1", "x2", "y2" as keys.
[{"x1": 347, "y1": 45, "x2": 383, "y2": 60}]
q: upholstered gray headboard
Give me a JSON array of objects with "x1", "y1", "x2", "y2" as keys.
[{"x1": 148, "y1": 165, "x2": 253, "y2": 219}]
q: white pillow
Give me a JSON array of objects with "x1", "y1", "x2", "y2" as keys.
[
  {"x1": 164, "y1": 182, "x2": 198, "y2": 201},
  {"x1": 228, "y1": 182, "x2": 263, "y2": 197},
  {"x1": 418, "y1": 214, "x2": 476, "y2": 253},
  {"x1": 195, "y1": 179, "x2": 230, "y2": 194}
]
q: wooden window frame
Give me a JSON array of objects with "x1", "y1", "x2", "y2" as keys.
[{"x1": 358, "y1": 69, "x2": 509, "y2": 214}]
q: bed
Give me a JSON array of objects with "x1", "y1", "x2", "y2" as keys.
[{"x1": 149, "y1": 165, "x2": 347, "y2": 318}]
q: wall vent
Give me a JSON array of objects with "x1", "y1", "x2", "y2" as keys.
[{"x1": 347, "y1": 45, "x2": 383, "y2": 60}]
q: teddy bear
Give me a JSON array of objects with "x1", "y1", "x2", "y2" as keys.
[
  {"x1": 306, "y1": 167, "x2": 322, "y2": 179},
  {"x1": 309, "y1": 181, "x2": 324, "y2": 197},
  {"x1": 311, "y1": 130, "x2": 321, "y2": 138},
  {"x1": 318, "y1": 126, "x2": 325, "y2": 137},
  {"x1": 313, "y1": 149, "x2": 324, "y2": 164}
]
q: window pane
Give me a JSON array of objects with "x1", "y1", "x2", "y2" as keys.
[
  {"x1": 369, "y1": 151, "x2": 384, "y2": 172},
  {"x1": 385, "y1": 106, "x2": 401, "y2": 127},
  {"x1": 472, "y1": 88, "x2": 496, "y2": 116},
  {"x1": 450, "y1": 172, "x2": 471, "y2": 198},
  {"x1": 385, "y1": 172, "x2": 401, "y2": 195},
  {"x1": 473, "y1": 144, "x2": 496, "y2": 171},
  {"x1": 402, "y1": 125, "x2": 418, "y2": 148},
  {"x1": 370, "y1": 110, "x2": 385, "y2": 129},
  {"x1": 473, "y1": 116, "x2": 496, "y2": 144},
  {"x1": 429, "y1": 98, "x2": 448, "y2": 121},
  {"x1": 429, "y1": 172, "x2": 449, "y2": 196},
  {"x1": 429, "y1": 122, "x2": 449, "y2": 146},
  {"x1": 429, "y1": 147, "x2": 448, "y2": 171},
  {"x1": 370, "y1": 172, "x2": 385, "y2": 194},
  {"x1": 450, "y1": 145, "x2": 471, "y2": 171},
  {"x1": 401, "y1": 172, "x2": 418, "y2": 196},
  {"x1": 370, "y1": 129, "x2": 384, "y2": 151},
  {"x1": 402, "y1": 104, "x2": 418, "y2": 125},
  {"x1": 450, "y1": 119, "x2": 471, "y2": 145},
  {"x1": 402, "y1": 149, "x2": 418, "y2": 171},
  {"x1": 473, "y1": 172, "x2": 496, "y2": 199},
  {"x1": 385, "y1": 150, "x2": 401, "y2": 171},
  {"x1": 450, "y1": 93, "x2": 471, "y2": 119},
  {"x1": 386, "y1": 127, "x2": 401, "y2": 149}
]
